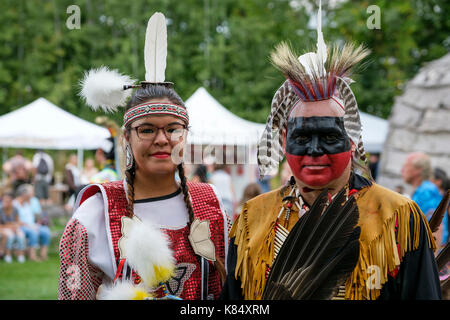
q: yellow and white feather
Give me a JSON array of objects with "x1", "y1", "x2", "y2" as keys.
[{"x1": 118, "y1": 215, "x2": 176, "y2": 288}]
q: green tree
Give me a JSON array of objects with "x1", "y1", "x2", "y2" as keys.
[{"x1": 0, "y1": 0, "x2": 447, "y2": 125}]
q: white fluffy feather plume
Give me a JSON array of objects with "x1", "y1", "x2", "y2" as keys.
[
  {"x1": 79, "y1": 66, "x2": 135, "y2": 113},
  {"x1": 144, "y1": 12, "x2": 167, "y2": 83},
  {"x1": 298, "y1": 0, "x2": 327, "y2": 77},
  {"x1": 120, "y1": 216, "x2": 176, "y2": 288},
  {"x1": 97, "y1": 281, "x2": 149, "y2": 300}
]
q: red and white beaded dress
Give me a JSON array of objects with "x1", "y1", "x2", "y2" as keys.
[{"x1": 58, "y1": 180, "x2": 229, "y2": 300}]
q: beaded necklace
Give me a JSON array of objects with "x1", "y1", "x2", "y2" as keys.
[{"x1": 273, "y1": 178, "x2": 351, "y2": 259}]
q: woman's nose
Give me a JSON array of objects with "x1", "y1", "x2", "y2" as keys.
[{"x1": 153, "y1": 128, "x2": 169, "y2": 145}]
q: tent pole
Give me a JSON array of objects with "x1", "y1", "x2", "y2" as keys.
[
  {"x1": 2, "y1": 148, "x2": 7, "y2": 181},
  {"x1": 77, "y1": 148, "x2": 84, "y2": 172}
]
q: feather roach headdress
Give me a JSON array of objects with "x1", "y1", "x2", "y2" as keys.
[
  {"x1": 257, "y1": 1, "x2": 370, "y2": 178},
  {"x1": 79, "y1": 12, "x2": 186, "y2": 125}
]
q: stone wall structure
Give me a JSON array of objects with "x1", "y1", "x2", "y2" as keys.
[{"x1": 377, "y1": 53, "x2": 450, "y2": 193}]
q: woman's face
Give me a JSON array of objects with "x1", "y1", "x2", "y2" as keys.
[{"x1": 125, "y1": 99, "x2": 187, "y2": 177}]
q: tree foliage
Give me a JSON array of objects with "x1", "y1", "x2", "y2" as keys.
[{"x1": 0, "y1": 0, "x2": 448, "y2": 125}]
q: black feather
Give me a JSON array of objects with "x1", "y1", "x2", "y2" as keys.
[
  {"x1": 436, "y1": 242, "x2": 449, "y2": 271},
  {"x1": 429, "y1": 190, "x2": 450, "y2": 233},
  {"x1": 263, "y1": 188, "x2": 360, "y2": 300},
  {"x1": 266, "y1": 189, "x2": 329, "y2": 285}
]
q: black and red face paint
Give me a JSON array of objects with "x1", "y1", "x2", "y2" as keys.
[{"x1": 285, "y1": 116, "x2": 352, "y2": 187}]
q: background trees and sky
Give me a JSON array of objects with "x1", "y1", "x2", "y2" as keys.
[{"x1": 0, "y1": 0, "x2": 448, "y2": 124}]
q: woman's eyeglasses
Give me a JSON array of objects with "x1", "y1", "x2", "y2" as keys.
[{"x1": 131, "y1": 123, "x2": 187, "y2": 141}]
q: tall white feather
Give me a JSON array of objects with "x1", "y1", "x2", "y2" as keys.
[
  {"x1": 79, "y1": 66, "x2": 135, "y2": 113},
  {"x1": 298, "y1": 0, "x2": 327, "y2": 77},
  {"x1": 316, "y1": 0, "x2": 326, "y2": 69},
  {"x1": 144, "y1": 12, "x2": 167, "y2": 83}
]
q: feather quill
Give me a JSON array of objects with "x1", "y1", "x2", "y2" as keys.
[
  {"x1": 263, "y1": 188, "x2": 361, "y2": 300},
  {"x1": 298, "y1": 0, "x2": 326, "y2": 78},
  {"x1": 429, "y1": 190, "x2": 450, "y2": 233},
  {"x1": 144, "y1": 12, "x2": 167, "y2": 83}
]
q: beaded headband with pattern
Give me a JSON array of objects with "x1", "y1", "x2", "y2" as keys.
[{"x1": 123, "y1": 101, "x2": 189, "y2": 127}]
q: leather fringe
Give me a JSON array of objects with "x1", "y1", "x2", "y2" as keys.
[{"x1": 345, "y1": 196, "x2": 436, "y2": 300}]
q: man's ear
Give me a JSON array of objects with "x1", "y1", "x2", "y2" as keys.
[{"x1": 350, "y1": 140, "x2": 356, "y2": 156}]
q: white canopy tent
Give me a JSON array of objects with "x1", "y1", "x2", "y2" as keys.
[
  {"x1": 359, "y1": 111, "x2": 388, "y2": 154},
  {"x1": 185, "y1": 87, "x2": 265, "y2": 146},
  {"x1": 185, "y1": 87, "x2": 387, "y2": 153},
  {"x1": 184, "y1": 87, "x2": 388, "y2": 200},
  {"x1": 0, "y1": 98, "x2": 113, "y2": 175},
  {"x1": 185, "y1": 87, "x2": 266, "y2": 199},
  {"x1": 0, "y1": 97, "x2": 111, "y2": 150}
]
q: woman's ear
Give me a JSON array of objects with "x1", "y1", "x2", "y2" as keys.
[
  {"x1": 350, "y1": 141, "x2": 356, "y2": 157},
  {"x1": 123, "y1": 129, "x2": 130, "y2": 143}
]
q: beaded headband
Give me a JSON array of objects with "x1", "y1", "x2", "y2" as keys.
[{"x1": 123, "y1": 101, "x2": 189, "y2": 127}]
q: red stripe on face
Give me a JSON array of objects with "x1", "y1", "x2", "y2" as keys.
[{"x1": 285, "y1": 150, "x2": 352, "y2": 187}]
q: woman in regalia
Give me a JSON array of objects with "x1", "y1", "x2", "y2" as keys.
[{"x1": 58, "y1": 12, "x2": 228, "y2": 300}]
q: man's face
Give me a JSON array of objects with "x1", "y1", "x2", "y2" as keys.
[
  {"x1": 283, "y1": 98, "x2": 353, "y2": 189},
  {"x1": 401, "y1": 155, "x2": 421, "y2": 184}
]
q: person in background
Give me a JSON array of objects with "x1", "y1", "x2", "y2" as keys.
[
  {"x1": 2, "y1": 150, "x2": 32, "y2": 193},
  {"x1": 431, "y1": 167, "x2": 449, "y2": 195},
  {"x1": 0, "y1": 192, "x2": 26, "y2": 263},
  {"x1": 234, "y1": 183, "x2": 262, "y2": 222},
  {"x1": 14, "y1": 184, "x2": 51, "y2": 261},
  {"x1": 394, "y1": 185, "x2": 410, "y2": 199},
  {"x1": 90, "y1": 137, "x2": 119, "y2": 183},
  {"x1": 369, "y1": 153, "x2": 380, "y2": 181},
  {"x1": 209, "y1": 163, "x2": 235, "y2": 221},
  {"x1": 191, "y1": 164, "x2": 208, "y2": 183},
  {"x1": 79, "y1": 157, "x2": 99, "y2": 185},
  {"x1": 401, "y1": 152, "x2": 448, "y2": 250},
  {"x1": 64, "y1": 154, "x2": 81, "y2": 199},
  {"x1": 430, "y1": 167, "x2": 449, "y2": 245},
  {"x1": 32, "y1": 149, "x2": 54, "y2": 206}
]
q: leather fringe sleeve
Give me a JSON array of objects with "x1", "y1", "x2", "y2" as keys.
[{"x1": 346, "y1": 187, "x2": 436, "y2": 300}]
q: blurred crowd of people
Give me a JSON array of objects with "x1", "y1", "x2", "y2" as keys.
[
  {"x1": 187, "y1": 161, "x2": 263, "y2": 223},
  {"x1": 1, "y1": 148, "x2": 448, "y2": 267},
  {"x1": 0, "y1": 148, "x2": 111, "y2": 263},
  {"x1": 0, "y1": 184, "x2": 50, "y2": 263}
]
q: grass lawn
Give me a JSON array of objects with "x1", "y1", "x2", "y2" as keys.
[
  {"x1": 0, "y1": 216, "x2": 67, "y2": 300},
  {"x1": 0, "y1": 252, "x2": 60, "y2": 299}
]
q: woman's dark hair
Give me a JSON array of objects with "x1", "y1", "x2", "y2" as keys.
[
  {"x1": 193, "y1": 165, "x2": 208, "y2": 183},
  {"x1": 239, "y1": 183, "x2": 262, "y2": 205},
  {"x1": 433, "y1": 167, "x2": 449, "y2": 191}
]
